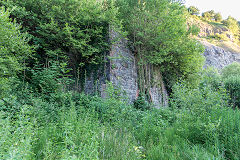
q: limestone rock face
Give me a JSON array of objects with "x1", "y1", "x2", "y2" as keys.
[
  {"x1": 109, "y1": 29, "x2": 138, "y2": 103},
  {"x1": 83, "y1": 28, "x2": 169, "y2": 107},
  {"x1": 109, "y1": 29, "x2": 168, "y2": 107},
  {"x1": 202, "y1": 41, "x2": 240, "y2": 69}
]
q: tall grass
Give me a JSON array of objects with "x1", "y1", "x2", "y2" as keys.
[{"x1": 1, "y1": 74, "x2": 240, "y2": 159}]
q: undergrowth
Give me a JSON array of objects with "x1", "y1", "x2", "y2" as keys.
[
  {"x1": 1, "y1": 1, "x2": 240, "y2": 160},
  {"x1": 1, "y1": 68, "x2": 240, "y2": 160}
]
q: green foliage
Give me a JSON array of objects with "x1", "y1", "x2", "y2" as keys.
[
  {"x1": 214, "y1": 12, "x2": 222, "y2": 22},
  {"x1": 30, "y1": 62, "x2": 72, "y2": 98},
  {"x1": 117, "y1": 0, "x2": 205, "y2": 88},
  {"x1": 0, "y1": 107, "x2": 36, "y2": 159},
  {"x1": 169, "y1": 71, "x2": 240, "y2": 159},
  {"x1": 222, "y1": 62, "x2": 240, "y2": 79},
  {"x1": 222, "y1": 16, "x2": 240, "y2": 36},
  {"x1": 202, "y1": 10, "x2": 215, "y2": 21},
  {"x1": 215, "y1": 33, "x2": 229, "y2": 41},
  {"x1": 133, "y1": 94, "x2": 150, "y2": 111},
  {"x1": 0, "y1": 7, "x2": 32, "y2": 97},
  {"x1": 1, "y1": 1, "x2": 240, "y2": 160},
  {"x1": 200, "y1": 67, "x2": 222, "y2": 90},
  {"x1": 222, "y1": 62, "x2": 240, "y2": 108},
  {"x1": 188, "y1": 6, "x2": 200, "y2": 15},
  {"x1": 0, "y1": 7, "x2": 31, "y2": 75},
  {"x1": 224, "y1": 76, "x2": 240, "y2": 108},
  {"x1": 188, "y1": 24, "x2": 200, "y2": 36},
  {"x1": 202, "y1": 11, "x2": 222, "y2": 22},
  {"x1": 0, "y1": 0, "x2": 119, "y2": 78},
  {"x1": 0, "y1": 73, "x2": 240, "y2": 159}
]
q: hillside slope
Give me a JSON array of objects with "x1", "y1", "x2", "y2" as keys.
[
  {"x1": 202, "y1": 40, "x2": 240, "y2": 69},
  {"x1": 189, "y1": 16, "x2": 240, "y2": 69}
]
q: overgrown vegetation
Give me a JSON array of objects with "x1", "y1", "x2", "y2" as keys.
[
  {"x1": 117, "y1": 0, "x2": 205, "y2": 90},
  {"x1": 1, "y1": 65, "x2": 240, "y2": 159},
  {"x1": 0, "y1": 0, "x2": 119, "y2": 90},
  {"x1": 187, "y1": 6, "x2": 240, "y2": 46},
  {"x1": 1, "y1": 0, "x2": 240, "y2": 160},
  {"x1": 0, "y1": 7, "x2": 32, "y2": 98},
  {"x1": 222, "y1": 62, "x2": 240, "y2": 108}
]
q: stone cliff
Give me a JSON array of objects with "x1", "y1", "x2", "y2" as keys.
[
  {"x1": 83, "y1": 29, "x2": 168, "y2": 107},
  {"x1": 84, "y1": 18, "x2": 240, "y2": 107},
  {"x1": 202, "y1": 40, "x2": 240, "y2": 69},
  {"x1": 188, "y1": 17, "x2": 240, "y2": 69}
]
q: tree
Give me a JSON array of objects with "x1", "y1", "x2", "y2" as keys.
[
  {"x1": 117, "y1": 0, "x2": 205, "y2": 89},
  {"x1": 222, "y1": 16, "x2": 240, "y2": 35},
  {"x1": 188, "y1": 6, "x2": 200, "y2": 15},
  {"x1": 202, "y1": 12, "x2": 211, "y2": 21},
  {"x1": 214, "y1": 13, "x2": 222, "y2": 22},
  {"x1": 202, "y1": 10, "x2": 215, "y2": 21},
  {"x1": 0, "y1": 0, "x2": 119, "y2": 77},
  {"x1": 0, "y1": 7, "x2": 32, "y2": 97},
  {"x1": 222, "y1": 62, "x2": 240, "y2": 108}
]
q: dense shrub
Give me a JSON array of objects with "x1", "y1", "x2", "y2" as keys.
[
  {"x1": 222, "y1": 62, "x2": 240, "y2": 107},
  {"x1": 1, "y1": 75, "x2": 240, "y2": 159},
  {"x1": 116, "y1": 0, "x2": 205, "y2": 88},
  {"x1": 222, "y1": 62, "x2": 240, "y2": 78},
  {"x1": 202, "y1": 10, "x2": 215, "y2": 21},
  {"x1": 223, "y1": 75, "x2": 240, "y2": 108},
  {"x1": 0, "y1": 7, "x2": 32, "y2": 98},
  {"x1": 188, "y1": 6, "x2": 200, "y2": 15},
  {"x1": 133, "y1": 95, "x2": 150, "y2": 111},
  {"x1": 200, "y1": 67, "x2": 222, "y2": 90},
  {"x1": 214, "y1": 13, "x2": 222, "y2": 22},
  {"x1": 1, "y1": 1, "x2": 240, "y2": 160},
  {"x1": 222, "y1": 16, "x2": 240, "y2": 36},
  {"x1": 0, "y1": 0, "x2": 120, "y2": 81}
]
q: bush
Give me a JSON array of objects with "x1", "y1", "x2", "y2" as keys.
[
  {"x1": 0, "y1": 0, "x2": 119, "y2": 79},
  {"x1": 168, "y1": 69, "x2": 240, "y2": 159},
  {"x1": 188, "y1": 6, "x2": 200, "y2": 15},
  {"x1": 30, "y1": 64, "x2": 62, "y2": 96},
  {"x1": 116, "y1": 0, "x2": 205, "y2": 87},
  {"x1": 0, "y1": 7, "x2": 32, "y2": 98},
  {"x1": 1, "y1": 1, "x2": 240, "y2": 160},
  {"x1": 222, "y1": 62, "x2": 240, "y2": 78},
  {"x1": 200, "y1": 67, "x2": 222, "y2": 90},
  {"x1": 202, "y1": 10, "x2": 215, "y2": 21},
  {"x1": 223, "y1": 75, "x2": 240, "y2": 108},
  {"x1": 214, "y1": 13, "x2": 222, "y2": 22},
  {"x1": 0, "y1": 106, "x2": 36, "y2": 160},
  {"x1": 133, "y1": 95, "x2": 150, "y2": 111},
  {"x1": 216, "y1": 33, "x2": 229, "y2": 41},
  {"x1": 222, "y1": 16, "x2": 240, "y2": 36},
  {"x1": 222, "y1": 62, "x2": 240, "y2": 107},
  {"x1": 1, "y1": 75, "x2": 240, "y2": 159}
]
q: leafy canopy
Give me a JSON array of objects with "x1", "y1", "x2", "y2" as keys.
[
  {"x1": 117, "y1": 0, "x2": 205, "y2": 87},
  {"x1": 0, "y1": 0, "x2": 119, "y2": 72},
  {"x1": 0, "y1": 7, "x2": 31, "y2": 77},
  {"x1": 223, "y1": 16, "x2": 240, "y2": 36},
  {"x1": 0, "y1": 7, "x2": 32, "y2": 97}
]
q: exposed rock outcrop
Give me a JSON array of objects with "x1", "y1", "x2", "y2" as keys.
[
  {"x1": 83, "y1": 29, "x2": 168, "y2": 107},
  {"x1": 202, "y1": 41, "x2": 240, "y2": 69},
  {"x1": 188, "y1": 17, "x2": 229, "y2": 37},
  {"x1": 109, "y1": 29, "x2": 138, "y2": 103},
  {"x1": 109, "y1": 29, "x2": 168, "y2": 107}
]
